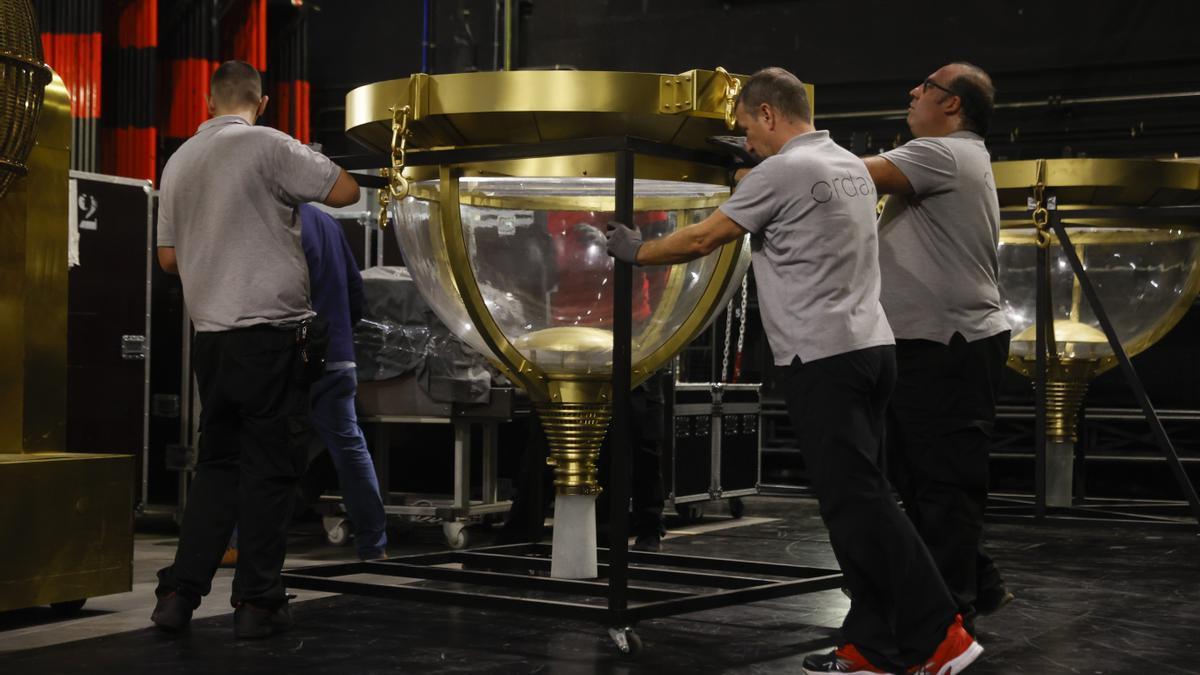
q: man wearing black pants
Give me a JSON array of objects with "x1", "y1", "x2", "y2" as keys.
[
  {"x1": 597, "y1": 369, "x2": 668, "y2": 552},
  {"x1": 865, "y1": 62, "x2": 1013, "y2": 629},
  {"x1": 608, "y1": 67, "x2": 981, "y2": 674},
  {"x1": 152, "y1": 60, "x2": 359, "y2": 638}
]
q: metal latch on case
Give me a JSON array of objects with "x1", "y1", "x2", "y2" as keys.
[{"x1": 121, "y1": 334, "x2": 146, "y2": 360}]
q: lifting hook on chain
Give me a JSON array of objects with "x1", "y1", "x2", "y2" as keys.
[
  {"x1": 715, "y1": 67, "x2": 742, "y2": 130},
  {"x1": 377, "y1": 104, "x2": 412, "y2": 229},
  {"x1": 1031, "y1": 159, "x2": 1051, "y2": 249}
]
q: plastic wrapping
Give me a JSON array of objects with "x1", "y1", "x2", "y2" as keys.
[{"x1": 353, "y1": 266, "x2": 499, "y2": 403}]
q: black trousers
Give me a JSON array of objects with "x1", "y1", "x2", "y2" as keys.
[
  {"x1": 783, "y1": 346, "x2": 955, "y2": 670},
  {"x1": 157, "y1": 326, "x2": 311, "y2": 608},
  {"x1": 887, "y1": 331, "x2": 1011, "y2": 618},
  {"x1": 598, "y1": 370, "x2": 667, "y2": 535}
]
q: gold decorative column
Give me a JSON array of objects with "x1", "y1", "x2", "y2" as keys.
[{"x1": 0, "y1": 61, "x2": 133, "y2": 610}]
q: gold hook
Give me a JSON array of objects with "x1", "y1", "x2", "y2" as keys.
[
  {"x1": 715, "y1": 67, "x2": 742, "y2": 130},
  {"x1": 378, "y1": 105, "x2": 414, "y2": 228}
]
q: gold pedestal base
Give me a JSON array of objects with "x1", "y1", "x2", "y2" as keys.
[
  {"x1": 1040, "y1": 377, "x2": 1089, "y2": 507},
  {"x1": 536, "y1": 402, "x2": 611, "y2": 496},
  {"x1": 1044, "y1": 378, "x2": 1090, "y2": 444},
  {"x1": 0, "y1": 453, "x2": 133, "y2": 612}
]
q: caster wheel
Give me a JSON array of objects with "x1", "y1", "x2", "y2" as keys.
[
  {"x1": 674, "y1": 502, "x2": 704, "y2": 524},
  {"x1": 729, "y1": 497, "x2": 745, "y2": 519},
  {"x1": 607, "y1": 626, "x2": 643, "y2": 658},
  {"x1": 50, "y1": 599, "x2": 86, "y2": 617},
  {"x1": 443, "y1": 521, "x2": 469, "y2": 549},
  {"x1": 325, "y1": 518, "x2": 351, "y2": 547}
]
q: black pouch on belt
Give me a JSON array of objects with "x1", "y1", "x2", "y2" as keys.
[{"x1": 296, "y1": 316, "x2": 330, "y2": 384}]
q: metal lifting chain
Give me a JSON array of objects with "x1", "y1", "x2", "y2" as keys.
[
  {"x1": 1031, "y1": 158, "x2": 1051, "y2": 248},
  {"x1": 721, "y1": 297, "x2": 734, "y2": 382},
  {"x1": 377, "y1": 104, "x2": 413, "y2": 229},
  {"x1": 720, "y1": 275, "x2": 752, "y2": 383},
  {"x1": 715, "y1": 66, "x2": 742, "y2": 130},
  {"x1": 733, "y1": 275, "x2": 749, "y2": 382}
]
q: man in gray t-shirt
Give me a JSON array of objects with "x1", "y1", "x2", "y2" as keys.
[
  {"x1": 151, "y1": 61, "x2": 360, "y2": 639},
  {"x1": 864, "y1": 62, "x2": 1014, "y2": 629},
  {"x1": 608, "y1": 67, "x2": 981, "y2": 675}
]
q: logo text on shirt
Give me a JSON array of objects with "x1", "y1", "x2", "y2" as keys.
[{"x1": 811, "y1": 172, "x2": 874, "y2": 204}]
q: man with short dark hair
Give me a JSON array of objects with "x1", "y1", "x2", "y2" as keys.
[
  {"x1": 863, "y1": 62, "x2": 1014, "y2": 631},
  {"x1": 607, "y1": 66, "x2": 981, "y2": 675},
  {"x1": 151, "y1": 60, "x2": 360, "y2": 639}
]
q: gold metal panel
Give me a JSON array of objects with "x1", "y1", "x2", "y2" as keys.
[
  {"x1": 0, "y1": 453, "x2": 133, "y2": 611},
  {"x1": 0, "y1": 71, "x2": 70, "y2": 453}
]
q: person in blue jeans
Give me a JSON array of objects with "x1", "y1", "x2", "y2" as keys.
[{"x1": 300, "y1": 203, "x2": 388, "y2": 560}]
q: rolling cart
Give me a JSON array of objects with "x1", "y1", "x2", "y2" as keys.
[
  {"x1": 318, "y1": 374, "x2": 523, "y2": 549},
  {"x1": 666, "y1": 381, "x2": 761, "y2": 523}
]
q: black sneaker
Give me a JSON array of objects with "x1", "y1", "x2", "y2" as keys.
[
  {"x1": 632, "y1": 532, "x2": 661, "y2": 552},
  {"x1": 234, "y1": 600, "x2": 293, "y2": 639},
  {"x1": 802, "y1": 643, "x2": 896, "y2": 674},
  {"x1": 974, "y1": 584, "x2": 1014, "y2": 616},
  {"x1": 150, "y1": 592, "x2": 194, "y2": 633}
]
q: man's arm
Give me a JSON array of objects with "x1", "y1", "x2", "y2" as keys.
[
  {"x1": 323, "y1": 169, "x2": 360, "y2": 208},
  {"x1": 628, "y1": 210, "x2": 748, "y2": 266},
  {"x1": 862, "y1": 156, "x2": 914, "y2": 196},
  {"x1": 157, "y1": 246, "x2": 178, "y2": 274}
]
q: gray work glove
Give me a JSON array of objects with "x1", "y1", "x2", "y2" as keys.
[
  {"x1": 707, "y1": 135, "x2": 761, "y2": 168},
  {"x1": 605, "y1": 220, "x2": 643, "y2": 265}
]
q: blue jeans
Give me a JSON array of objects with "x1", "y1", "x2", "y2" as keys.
[{"x1": 310, "y1": 367, "x2": 387, "y2": 558}]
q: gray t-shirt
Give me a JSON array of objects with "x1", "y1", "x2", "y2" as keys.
[
  {"x1": 157, "y1": 116, "x2": 341, "y2": 332},
  {"x1": 876, "y1": 131, "x2": 1010, "y2": 343},
  {"x1": 719, "y1": 130, "x2": 894, "y2": 365}
]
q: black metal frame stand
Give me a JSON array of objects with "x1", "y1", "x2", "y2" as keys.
[
  {"x1": 993, "y1": 198, "x2": 1200, "y2": 527},
  {"x1": 283, "y1": 136, "x2": 842, "y2": 655}
]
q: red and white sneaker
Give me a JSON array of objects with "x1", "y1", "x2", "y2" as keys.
[
  {"x1": 803, "y1": 643, "x2": 896, "y2": 674},
  {"x1": 909, "y1": 614, "x2": 983, "y2": 675}
]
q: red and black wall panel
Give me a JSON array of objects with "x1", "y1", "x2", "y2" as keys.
[
  {"x1": 159, "y1": 0, "x2": 218, "y2": 175},
  {"x1": 267, "y1": 3, "x2": 309, "y2": 144},
  {"x1": 102, "y1": 0, "x2": 157, "y2": 181},
  {"x1": 35, "y1": 0, "x2": 103, "y2": 172}
]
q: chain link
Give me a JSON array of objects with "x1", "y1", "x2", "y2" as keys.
[
  {"x1": 733, "y1": 275, "x2": 748, "y2": 381},
  {"x1": 377, "y1": 105, "x2": 413, "y2": 229},
  {"x1": 721, "y1": 298, "x2": 733, "y2": 382},
  {"x1": 1031, "y1": 160, "x2": 1051, "y2": 248}
]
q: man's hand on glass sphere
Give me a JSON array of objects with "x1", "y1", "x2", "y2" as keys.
[{"x1": 605, "y1": 220, "x2": 643, "y2": 265}]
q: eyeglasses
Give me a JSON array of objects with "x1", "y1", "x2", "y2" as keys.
[{"x1": 922, "y1": 78, "x2": 959, "y2": 97}]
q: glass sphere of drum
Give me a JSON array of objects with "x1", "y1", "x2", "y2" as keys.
[
  {"x1": 392, "y1": 177, "x2": 745, "y2": 379},
  {"x1": 998, "y1": 225, "x2": 1200, "y2": 369}
]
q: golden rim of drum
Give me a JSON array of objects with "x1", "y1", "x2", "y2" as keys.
[
  {"x1": 345, "y1": 69, "x2": 814, "y2": 182},
  {"x1": 999, "y1": 224, "x2": 1200, "y2": 245},
  {"x1": 992, "y1": 158, "x2": 1200, "y2": 208},
  {"x1": 405, "y1": 179, "x2": 729, "y2": 211}
]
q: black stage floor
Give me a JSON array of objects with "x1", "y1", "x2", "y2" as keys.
[{"x1": 2, "y1": 497, "x2": 1198, "y2": 674}]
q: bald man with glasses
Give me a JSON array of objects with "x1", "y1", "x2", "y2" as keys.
[{"x1": 863, "y1": 62, "x2": 1014, "y2": 634}]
